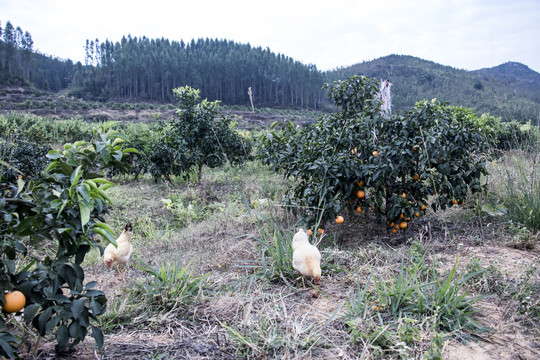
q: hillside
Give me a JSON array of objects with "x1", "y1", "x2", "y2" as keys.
[
  {"x1": 474, "y1": 61, "x2": 540, "y2": 101},
  {"x1": 1, "y1": 19, "x2": 539, "y2": 124},
  {"x1": 327, "y1": 55, "x2": 540, "y2": 124}
]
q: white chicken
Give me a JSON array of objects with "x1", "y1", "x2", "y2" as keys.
[
  {"x1": 103, "y1": 222, "x2": 133, "y2": 280},
  {"x1": 292, "y1": 228, "x2": 321, "y2": 284}
]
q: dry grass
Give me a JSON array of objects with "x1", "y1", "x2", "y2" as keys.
[{"x1": 23, "y1": 157, "x2": 540, "y2": 360}]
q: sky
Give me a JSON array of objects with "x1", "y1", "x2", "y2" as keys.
[{"x1": 1, "y1": 0, "x2": 539, "y2": 73}]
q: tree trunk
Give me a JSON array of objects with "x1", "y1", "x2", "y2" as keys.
[{"x1": 197, "y1": 162, "x2": 203, "y2": 183}]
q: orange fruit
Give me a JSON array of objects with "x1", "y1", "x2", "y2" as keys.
[
  {"x1": 400, "y1": 213, "x2": 405, "y2": 219},
  {"x1": 356, "y1": 190, "x2": 365, "y2": 199},
  {"x1": 2, "y1": 291, "x2": 26, "y2": 313},
  {"x1": 452, "y1": 199, "x2": 459, "y2": 204},
  {"x1": 399, "y1": 222, "x2": 408, "y2": 229},
  {"x1": 401, "y1": 193, "x2": 406, "y2": 199},
  {"x1": 335, "y1": 216, "x2": 344, "y2": 224},
  {"x1": 412, "y1": 174, "x2": 420, "y2": 181},
  {"x1": 307, "y1": 229, "x2": 313, "y2": 236},
  {"x1": 357, "y1": 180, "x2": 365, "y2": 187},
  {"x1": 372, "y1": 150, "x2": 379, "y2": 157},
  {"x1": 414, "y1": 212, "x2": 420, "y2": 217},
  {"x1": 391, "y1": 228, "x2": 398, "y2": 234},
  {"x1": 420, "y1": 204, "x2": 427, "y2": 211},
  {"x1": 388, "y1": 222, "x2": 395, "y2": 228},
  {"x1": 356, "y1": 207, "x2": 363, "y2": 214},
  {"x1": 318, "y1": 228, "x2": 324, "y2": 235}
]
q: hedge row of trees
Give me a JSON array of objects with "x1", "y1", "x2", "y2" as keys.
[
  {"x1": 71, "y1": 36, "x2": 325, "y2": 108},
  {"x1": 0, "y1": 21, "x2": 74, "y2": 91}
]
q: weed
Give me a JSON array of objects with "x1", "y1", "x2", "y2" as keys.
[
  {"x1": 488, "y1": 150, "x2": 540, "y2": 234},
  {"x1": 346, "y1": 255, "x2": 489, "y2": 353},
  {"x1": 465, "y1": 257, "x2": 506, "y2": 294},
  {"x1": 132, "y1": 254, "x2": 208, "y2": 311},
  {"x1": 162, "y1": 194, "x2": 208, "y2": 227}
]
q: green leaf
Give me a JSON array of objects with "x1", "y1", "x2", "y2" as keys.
[
  {"x1": 0, "y1": 337, "x2": 17, "y2": 359},
  {"x1": 92, "y1": 326, "x2": 104, "y2": 349},
  {"x1": 23, "y1": 303, "x2": 41, "y2": 323},
  {"x1": 79, "y1": 201, "x2": 91, "y2": 227},
  {"x1": 37, "y1": 307, "x2": 53, "y2": 335},
  {"x1": 93, "y1": 227, "x2": 116, "y2": 245},
  {"x1": 46, "y1": 150, "x2": 62, "y2": 160},
  {"x1": 59, "y1": 264, "x2": 78, "y2": 289},
  {"x1": 71, "y1": 299, "x2": 86, "y2": 320},
  {"x1": 56, "y1": 325, "x2": 69, "y2": 348}
]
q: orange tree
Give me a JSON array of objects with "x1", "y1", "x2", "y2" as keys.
[
  {"x1": 0, "y1": 122, "x2": 136, "y2": 358},
  {"x1": 150, "y1": 86, "x2": 252, "y2": 183},
  {"x1": 258, "y1": 76, "x2": 491, "y2": 231}
]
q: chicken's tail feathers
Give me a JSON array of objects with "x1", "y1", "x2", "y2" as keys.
[
  {"x1": 124, "y1": 222, "x2": 132, "y2": 232},
  {"x1": 305, "y1": 257, "x2": 321, "y2": 279}
]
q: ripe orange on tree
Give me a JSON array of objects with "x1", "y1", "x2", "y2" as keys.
[
  {"x1": 399, "y1": 221, "x2": 408, "y2": 229},
  {"x1": 372, "y1": 150, "x2": 379, "y2": 157},
  {"x1": 452, "y1": 199, "x2": 459, "y2": 204},
  {"x1": 401, "y1": 193, "x2": 406, "y2": 199},
  {"x1": 356, "y1": 190, "x2": 365, "y2": 199},
  {"x1": 335, "y1": 216, "x2": 344, "y2": 224},
  {"x1": 2, "y1": 290, "x2": 26, "y2": 313},
  {"x1": 412, "y1": 174, "x2": 420, "y2": 181},
  {"x1": 318, "y1": 228, "x2": 324, "y2": 235},
  {"x1": 357, "y1": 180, "x2": 365, "y2": 187},
  {"x1": 307, "y1": 229, "x2": 313, "y2": 236},
  {"x1": 356, "y1": 206, "x2": 363, "y2": 214}
]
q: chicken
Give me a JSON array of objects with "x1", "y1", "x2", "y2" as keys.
[
  {"x1": 103, "y1": 222, "x2": 133, "y2": 280},
  {"x1": 292, "y1": 228, "x2": 321, "y2": 285}
]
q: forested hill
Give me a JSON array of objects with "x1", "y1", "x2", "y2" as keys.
[
  {"x1": 327, "y1": 55, "x2": 540, "y2": 125},
  {"x1": 72, "y1": 37, "x2": 324, "y2": 109},
  {"x1": 1, "y1": 20, "x2": 539, "y2": 123}
]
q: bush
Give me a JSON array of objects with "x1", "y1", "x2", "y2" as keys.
[
  {"x1": 258, "y1": 76, "x2": 490, "y2": 230},
  {"x1": 0, "y1": 140, "x2": 50, "y2": 183},
  {"x1": 150, "y1": 86, "x2": 253, "y2": 182},
  {"x1": 0, "y1": 122, "x2": 135, "y2": 358}
]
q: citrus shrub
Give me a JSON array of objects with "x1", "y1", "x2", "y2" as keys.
[
  {"x1": 258, "y1": 76, "x2": 490, "y2": 230},
  {"x1": 150, "y1": 86, "x2": 253, "y2": 183},
  {"x1": 0, "y1": 121, "x2": 136, "y2": 358}
]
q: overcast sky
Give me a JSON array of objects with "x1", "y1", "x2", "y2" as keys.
[{"x1": 1, "y1": 0, "x2": 539, "y2": 73}]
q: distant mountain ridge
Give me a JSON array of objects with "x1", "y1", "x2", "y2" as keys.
[
  {"x1": 474, "y1": 62, "x2": 540, "y2": 101},
  {"x1": 326, "y1": 55, "x2": 540, "y2": 124},
  {"x1": 1, "y1": 19, "x2": 539, "y2": 124}
]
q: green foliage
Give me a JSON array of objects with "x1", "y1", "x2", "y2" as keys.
[
  {"x1": 132, "y1": 255, "x2": 208, "y2": 311},
  {"x1": 258, "y1": 76, "x2": 490, "y2": 229},
  {"x1": 345, "y1": 254, "x2": 488, "y2": 356},
  {"x1": 0, "y1": 140, "x2": 50, "y2": 183},
  {"x1": 493, "y1": 151, "x2": 540, "y2": 233},
  {"x1": 150, "y1": 86, "x2": 252, "y2": 182},
  {"x1": 329, "y1": 55, "x2": 540, "y2": 125},
  {"x1": 70, "y1": 37, "x2": 325, "y2": 108},
  {"x1": 161, "y1": 194, "x2": 208, "y2": 227},
  {"x1": 0, "y1": 113, "x2": 94, "y2": 145},
  {"x1": 0, "y1": 122, "x2": 134, "y2": 358},
  {"x1": 240, "y1": 209, "x2": 297, "y2": 285}
]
